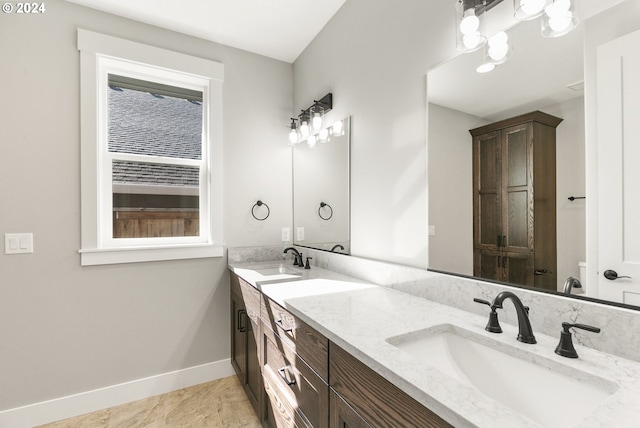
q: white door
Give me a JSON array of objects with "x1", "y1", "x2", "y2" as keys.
[{"x1": 597, "y1": 29, "x2": 640, "y2": 305}]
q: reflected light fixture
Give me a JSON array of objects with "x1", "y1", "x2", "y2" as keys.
[
  {"x1": 456, "y1": 0, "x2": 487, "y2": 52},
  {"x1": 318, "y1": 127, "x2": 330, "y2": 143},
  {"x1": 331, "y1": 119, "x2": 344, "y2": 137},
  {"x1": 476, "y1": 62, "x2": 496, "y2": 73},
  {"x1": 514, "y1": 0, "x2": 549, "y2": 20},
  {"x1": 541, "y1": 0, "x2": 579, "y2": 37}
]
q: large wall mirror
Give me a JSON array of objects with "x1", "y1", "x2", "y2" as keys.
[
  {"x1": 428, "y1": 18, "x2": 591, "y2": 298},
  {"x1": 293, "y1": 117, "x2": 350, "y2": 253}
]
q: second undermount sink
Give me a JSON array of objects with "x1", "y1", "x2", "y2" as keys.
[{"x1": 386, "y1": 324, "x2": 618, "y2": 427}]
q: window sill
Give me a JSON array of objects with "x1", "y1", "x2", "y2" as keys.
[{"x1": 79, "y1": 243, "x2": 223, "y2": 266}]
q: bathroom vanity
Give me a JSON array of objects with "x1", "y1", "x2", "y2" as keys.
[
  {"x1": 228, "y1": 247, "x2": 640, "y2": 428},
  {"x1": 230, "y1": 268, "x2": 449, "y2": 427}
]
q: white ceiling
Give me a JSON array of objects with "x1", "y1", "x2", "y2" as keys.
[{"x1": 64, "y1": 0, "x2": 347, "y2": 63}]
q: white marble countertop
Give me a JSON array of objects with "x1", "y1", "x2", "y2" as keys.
[{"x1": 228, "y1": 260, "x2": 640, "y2": 428}]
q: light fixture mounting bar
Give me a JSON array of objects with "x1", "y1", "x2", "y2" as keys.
[{"x1": 299, "y1": 93, "x2": 333, "y2": 119}]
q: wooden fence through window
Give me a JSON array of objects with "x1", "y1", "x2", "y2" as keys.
[{"x1": 113, "y1": 209, "x2": 199, "y2": 238}]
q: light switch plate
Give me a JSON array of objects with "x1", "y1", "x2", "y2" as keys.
[{"x1": 5, "y1": 233, "x2": 33, "y2": 254}]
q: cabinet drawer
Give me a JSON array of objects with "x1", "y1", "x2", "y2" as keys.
[
  {"x1": 263, "y1": 323, "x2": 329, "y2": 428},
  {"x1": 262, "y1": 298, "x2": 329, "y2": 381},
  {"x1": 264, "y1": 368, "x2": 308, "y2": 428},
  {"x1": 330, "y1": 343, "x2": 452, "y2": 428}
]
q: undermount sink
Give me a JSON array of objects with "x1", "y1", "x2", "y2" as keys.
[
  {"x1": 386, "y1": 324, "x2": 618, "y2": 427},
  {"x1": 245, "y1": 264, "x2": 304, "y2": 284}
]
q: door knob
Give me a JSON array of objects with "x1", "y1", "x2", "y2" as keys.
[{"x1": 603, "y1": 270, "x2": 631, "y2": 280}]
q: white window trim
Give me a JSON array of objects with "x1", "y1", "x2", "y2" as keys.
[{"x1": 78, "y1": 29, "x2": 224, "y2": 266}]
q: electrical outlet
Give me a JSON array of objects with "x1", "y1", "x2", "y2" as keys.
[
  {"x1": 281, "y1": 227, "x2": 290, "y2": 242},
  {"x1": 296, "y1": 227, "x2": 305, "y2": 241},
  {"x1": 429, "y1": 225, "x2": 436, "y2": 236}
]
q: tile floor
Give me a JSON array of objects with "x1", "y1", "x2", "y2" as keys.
[{"x1": 36, "y1": 376, "x2": 261, "y2": 428}]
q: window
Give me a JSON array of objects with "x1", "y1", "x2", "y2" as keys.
[{"x1": 78, "y1": 30, "x2": 223, "y2": 265}]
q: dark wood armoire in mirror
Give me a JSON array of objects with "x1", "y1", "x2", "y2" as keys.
[{"x1": 471, "y1": 111, "x2": 562, "y2": 290}]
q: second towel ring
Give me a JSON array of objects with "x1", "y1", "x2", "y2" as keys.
[
  {"x1": 318, "y1": 202, "x2": 333, "y2": 220},
  {"x1": 252, "y1": 200, "x2": 270, "y2": 221}
]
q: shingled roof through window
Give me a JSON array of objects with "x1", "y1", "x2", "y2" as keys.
[{"x1": 108, "y1": 86, "x2": 202, "y2": 188}]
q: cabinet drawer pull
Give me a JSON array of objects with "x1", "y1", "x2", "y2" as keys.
[
  {"x1": 278, "y1": 367, "x2": 296, "y2": 386},
  {"x1": 275, "y1": 318, "x2": 293, "y2": 333},
  {"x1": 237, "y1": 309, "x2": 247, "y2": 333}
]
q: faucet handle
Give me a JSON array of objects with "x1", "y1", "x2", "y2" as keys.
[
  {"x1": 473, "y1": 298, "x2": 491, "y2": 306},
  {"x1": 305, "y1": 257, "x2": 312, "y2": 269},
  {"x1": 555, "y1": 322, "x2": 601, "y2": 358},
  {"x1": 473, "y1": 297, "x2": 502, "y2": 333}
]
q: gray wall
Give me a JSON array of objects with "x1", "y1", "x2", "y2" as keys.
[
  {"x1": 0, "y1": 0, "x2": 291, "y2": 410},
  {"x1": 293, "y1": 0, "x2": 455, "y2": 268}
]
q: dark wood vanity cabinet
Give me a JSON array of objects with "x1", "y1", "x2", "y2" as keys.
[
  {"x1": 230, "y1": 271, "x2": 452, "y2": 427},
  {"x1": 230, "y1": 272, "x2": 329, "y2": 428},
  {"x1": 471, "y1": 111, "x2": 562, "y2": 290}
]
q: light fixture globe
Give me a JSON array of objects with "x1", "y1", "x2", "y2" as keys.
[
  {"x1": 541, "y1": 0, "x2": 579, "y2": 37},
  {"x1": 486, "y1": 31, "x2": 512, "y2": 64},
  {"x1": 514, "y1": 0, "x2": 550, "y2": 20},
  {"x1": 312, "y1": 111, "x2": 323, "y2": 131},
  {"x1": 299, "y1": 120, "x2": 310, "y2": 138},
  {"x1": 456, "y1": 0, "x2": 487, "y2": 53}
]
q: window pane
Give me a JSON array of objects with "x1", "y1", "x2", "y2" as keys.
[
  {"x1": 112, "y1": 160, "x2": 199, "y2": 238},
  {"x1": 108, "y1": 80, "x2": 203, "y2": 160}
]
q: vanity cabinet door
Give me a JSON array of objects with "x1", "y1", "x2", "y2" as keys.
[
  {"x1": 230, "y1": 273, "x2": 263, "y2": 418},
  {"x1": 329, "y1": 389, "x2": 371, "y2": 428},
  {"x1": 329, "y1": 343, "x2": 451, "y2": 428}
]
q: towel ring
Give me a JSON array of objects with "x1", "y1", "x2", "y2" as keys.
[
  {"x1": 252, "y1": 200, "x2": 270, "y2": 221},
  {"x1": 318, "y1": 202, "x2": 333, "y2": 220}
]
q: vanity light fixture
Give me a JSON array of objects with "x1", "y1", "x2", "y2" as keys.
[
  {"x1": 288, "y1": 118, "x2": 299, "y2": 146},
  {"x1": 299, "y1": 110, "x2": 311, "y2": 139},
  {"x1": 541, "y1": 0, "x2": 579, "y2": 37},
  {"x1": 287, "y1": 93, "x2": 333, "y2": 146}
]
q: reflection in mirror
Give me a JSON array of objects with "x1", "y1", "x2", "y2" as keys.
[
  {"x1": 293, "y1": 117, "x2": 350, "y2": 253},
  {"x1": 428, "y1": 18, "x2": 588, "y2": 297}
]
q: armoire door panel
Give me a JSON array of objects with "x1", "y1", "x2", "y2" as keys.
[
  {"x1": 506, "y1": 190, "x2": 531, "y2": 250},
  {"x1": 503, "y1": 125, "x2": 530, "y2": 188},
  {"x1": 479, "y1": 132, "x2": 500, "y2": 191},
  {"x1": 479, "y1": 193, "x2": 499, "y2": 247}
]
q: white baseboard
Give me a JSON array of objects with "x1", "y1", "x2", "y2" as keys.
[{"x1": 0, "y1": 359, "x2": 234, "y2": 428}]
